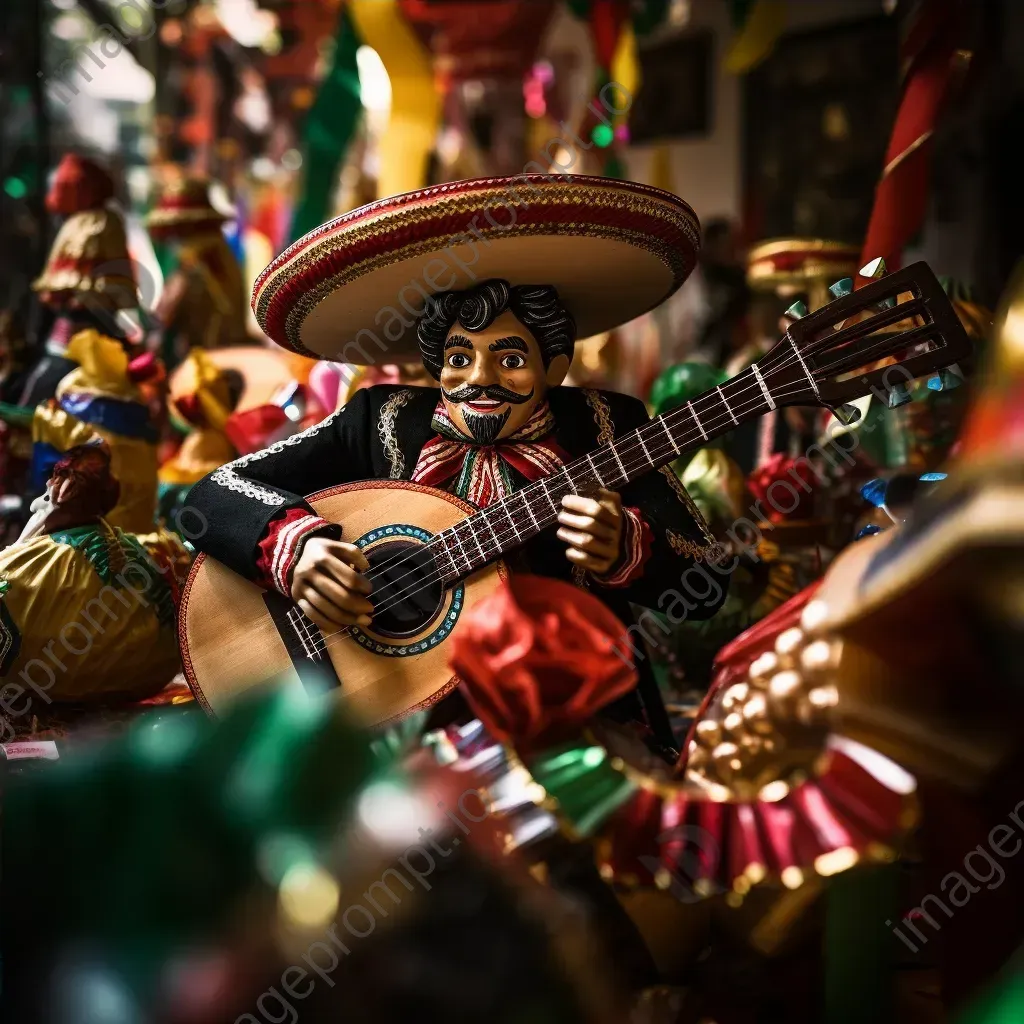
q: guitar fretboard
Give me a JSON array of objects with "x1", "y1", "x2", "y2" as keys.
[{"x1": 428, "y1": 365, "x2": 772, "y2": 583}]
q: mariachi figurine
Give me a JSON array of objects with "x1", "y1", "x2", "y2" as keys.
[
  {"x1": 146, "y1": 176, "x2": 248, "y2": 366},
  {"x1": 19, "y1": 153, "x2": 139, "y2": 410},
  {"x1": 0, "y1": 442, "x2": 190, "y2": 718},
  {"x1": 184, "y1": 176, "x2": 724, "y2": 753}
]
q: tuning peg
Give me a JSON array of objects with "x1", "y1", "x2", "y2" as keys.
[
  {"x1": 886, "y1": 383, "x2": 912, "y2": 408},
  {"x1": 860, "y1": 478, "x2": 887, "y2": 508},
  {"x1": 855, "y1": 523, "x2": 883, "y2": 541},
  {"x1": 858, "y1": 258, "x2": 896, "y2": 308},
  {"x1": 784, "y1": 300, "x2": 808, "y2": 321},
  {"x1": 926, "y1": 366, "x2": 964, "y2": 391},
  {"x1": 828, "y1": 277, "x2": 853, "y2": 301},
  {"x1": 832, "y1": 403, "x2": 861, "y2": 425}
]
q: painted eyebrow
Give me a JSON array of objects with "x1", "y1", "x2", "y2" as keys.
[
  {"x1": 444, "y1": 334, "x2": 474, "y2": 351},
  {"x1": 488, "y1": 336, "x2": 528, "y2": 353}
]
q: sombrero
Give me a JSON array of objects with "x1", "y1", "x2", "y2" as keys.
[
  {"x1": 146, "y1": 177, "x2": 235, "y2": 234},
  {"x1": 746, "y1": 238, "x2": 860, "y2": 311},
  {"x1": 252, "y1": 174, "x2": 701, "y2": 362}
]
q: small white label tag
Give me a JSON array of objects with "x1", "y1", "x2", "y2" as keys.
[{"x1": 1, "y1": 741, "x2": 59, "y2": 761}]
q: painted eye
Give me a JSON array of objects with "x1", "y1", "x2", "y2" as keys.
[
  {"x1": 447, "y1": 353, "x2": 471, "y2": 368},
  {"x1": 500, "y1": 353, "x2": 525, "y2": 369}
]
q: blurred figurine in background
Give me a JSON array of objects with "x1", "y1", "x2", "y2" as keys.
[
  {"x1": 146, "y1": 176, "x2": 248, "y2": 367},
  {"x1": 32, "y1": 330, "x2": 161, "y2": 533},
  {"x1": 158, "y1": 348, "x2": 240, "y2": 522},
  {"x1": 645, "y1": 362, "x2": 804, "y2": 695},
  {"x1": 19, "y1": 153, "x2": 137, "y2": 410}
]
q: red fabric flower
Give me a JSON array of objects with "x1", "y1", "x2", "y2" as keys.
[
  {"x1": 223, "y1": 404, "x2": 289, "y2": 455},
  {"x1": 747, "y1": 452, "x2": 819, "y2": 523},
  {"x1": 449, "y1": 575, "x2": 638, "y2": 753}
]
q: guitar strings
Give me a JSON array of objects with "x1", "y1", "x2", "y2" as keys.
[
  {"x1": 305, "y1": 376, "x2": 822, "y2": 658},
  {"x1": 308, "y1": 330, "x2": 875, "y2": 640},
  {"x1": 307, "y1": 313, "x2": 934, "y2": 649},
  {"x1": 306, "y1": 335, "x2": 860, "y2": 649},
  {"x1": 304, "y1": 367, "x2": 844, "y2": 658},
  {"x1": 344, "y1": 339, "x2": 807, "y2": 588},
  {"x1": 339, "y1": 298, "x2": 904, "y2": 587}
]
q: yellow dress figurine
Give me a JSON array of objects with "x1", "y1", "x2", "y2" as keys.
[
  {"x1": 0, "y1": 443, "x2": 190, "y2": 721},
  {"x1": 32, "y1": 330, "x2": 159, "y2": 533},
  {"x1": 160, "y1": 349, "x2": 238, "y2": 489},
  {"x1": 146, "y1": 177, "x2": 248, "y2": 366}
]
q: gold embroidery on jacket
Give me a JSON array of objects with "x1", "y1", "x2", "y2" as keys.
[
  {"x1": 665, "y1": 529, "x2": 709, "y2": 559},
  {"x1": 582, "y1": 389, "x2": 615, "y2": 446},
  {"x1": 378, "y1": 389, "x2": 413, "y2": 478},
  {"x1": 571, "y1": 564, "x2": 591, "y2": 591},
  {"x1": 658, "y1": 465, "x2": 716, "y2": 546}
]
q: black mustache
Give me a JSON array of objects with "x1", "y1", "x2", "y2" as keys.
[{"x1": 442, "y1": 384, "x2": 535, "y2": 406}]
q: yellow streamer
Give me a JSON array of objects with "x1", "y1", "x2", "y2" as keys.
[
  {"x1": 610, "y1": 21, "x2": 640, "y2": 127},
  {"x1": 349, "y1": 0, "x2": 441, "y2": 199},
  {"x1": 649, "y1": 144, "x2": 674, "y2": 194},
  {"x1": 724, "y1": 0, "x2": 786, "y2": 75}
]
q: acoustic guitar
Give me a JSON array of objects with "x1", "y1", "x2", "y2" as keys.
[{"x1": 180, "y1": 263, "x2": 971, "y2": 725}]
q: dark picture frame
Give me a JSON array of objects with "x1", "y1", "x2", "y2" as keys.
[
  {"x1": 629, "y1": 30, "x2": 713, "y2": 143},
  {"x1": 743, "y1": 16, "x2": 900, "y2": 243}
]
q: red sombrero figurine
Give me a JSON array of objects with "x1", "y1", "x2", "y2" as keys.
[{"x1": 181, "y1": 174, "x2": 718, "y2": 743}]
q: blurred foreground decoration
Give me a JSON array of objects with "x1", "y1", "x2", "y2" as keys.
[
  {"x1": 1, "y1": 682, "x2": 625, "y2": 1024},
  {"x1": 701, "y1": 262, "x2": 1024, "y2": 1015},
  {"x1": 442, "y1": 575, "x2": 917, "y2": 1018}
]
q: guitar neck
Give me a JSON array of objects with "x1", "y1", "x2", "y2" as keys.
[{"x1": 431, "y1": 366, "x2": 774, "y2": 582}]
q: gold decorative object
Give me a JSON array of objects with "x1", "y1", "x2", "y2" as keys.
[{"x1": 746, "y1": 237, "x2": 861, "y2": 311}]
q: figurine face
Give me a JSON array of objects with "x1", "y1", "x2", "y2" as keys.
[{"x1": 439, "y1": 310, "x2": 548, "y2": 443}]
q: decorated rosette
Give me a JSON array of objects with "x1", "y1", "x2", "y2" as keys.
[{"x1": 443, "y1": 577, "x2": 915, "y2": 917}]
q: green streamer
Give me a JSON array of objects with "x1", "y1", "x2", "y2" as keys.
[
  {"x1": 288, "y1": 7, "x2": 363, "y2": 243},
  {"x1": 528, "y1": 742, "x2": 637, "y2": 837}
]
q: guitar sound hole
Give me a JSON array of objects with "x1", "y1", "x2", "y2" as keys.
[{"x1": 366, "y1": 540, "x2": 443, "y2": 640}]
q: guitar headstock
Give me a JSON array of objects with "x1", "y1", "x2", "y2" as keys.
[{"x1": 761, "y1": 261, "x2": 973, "y2": 419}]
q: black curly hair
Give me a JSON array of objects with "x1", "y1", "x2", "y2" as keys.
[{"x1": 417, "y1": 279, "x2": 576, "y2": 380}]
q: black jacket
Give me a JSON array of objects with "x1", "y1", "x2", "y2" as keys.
[{"x1": 188, "y1": 384, "x2": 728, "y2": 747}]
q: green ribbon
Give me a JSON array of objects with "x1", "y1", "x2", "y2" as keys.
[
  {"x1": 528, "y1": 742, "x2": 637, "y2": 837},
  {"x1": 288, "y1": 8, "x2": 363, "y2": 243}
]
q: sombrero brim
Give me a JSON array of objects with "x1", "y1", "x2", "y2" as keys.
[
  {"x1": 747, "y1": 237, "x2": 860, "y2": 291},
  {"x1": 252, "y1": 174, "x2": 700, "y2": 363},
  {"x1": 146, "y1": 208, "x2": 231, "y2": 229}
]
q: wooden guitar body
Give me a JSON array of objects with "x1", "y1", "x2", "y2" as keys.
[{"x1": 179, "y1": 480, "x2": 506, "y2": 726}]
